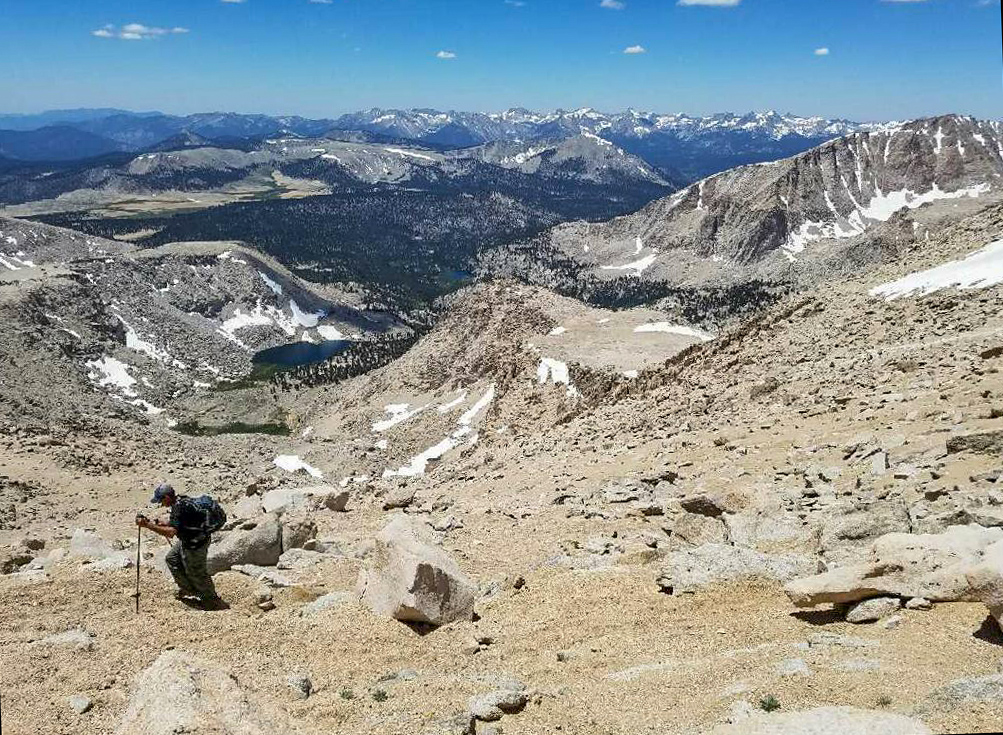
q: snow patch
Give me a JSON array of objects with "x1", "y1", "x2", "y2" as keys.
[
  {"x1": 274, "y1": 455, "x2": 323, "y2": 478},
  {"x1": 372, "y1": 403, "x2": 426, "y2": 433},
  {"x1": 259, "y1": 271, "x2": 283, "y2": 296},
  {"x1": 548, "y1": 326, "x2": 567, "y2": 336},
  {"x1": 600, "y1": 252, "x2": 657, "y2": 277},
  {"x1": 458, "y1": 385, "x2": 494, "y2": 426},
  {"x1": 316, "y1": 325, "x2": 346, "y2": 341},
  {"x1": 633, "y1": 323, "x2": 714, "y2": 341},
  {"x1": 869, "y1": 238, "x2": 1003, "y2": 300},
  {"x1": 537, "y1": 358, "x2": 578, "y2": 397}
]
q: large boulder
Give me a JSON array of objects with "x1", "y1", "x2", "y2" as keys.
[
  {"x1": 68, "y1": 529, "x2": 119, "y2": 560},
  {"x1": 965, "y1": 539, "x2": 1003, "y2": 629},
  {"x1": 785, "y1": 524, "x2": 1003, "y2": 607},
  {"x1": 261, "y1": 486, "x2": 349, "y2": 514},
  {"x1": 656, "y1": 543, "x2": 818, "y2": 595},
  {"x1": 707, "y1": 706, "x2": 930, "y2": 735},
  {"x1": 115, "y1": 650, "x2": 306, "y2": 735},
  {"x1": 357, "y1": 516, "x2": 476, "y2": 625},
  {"x1": 207, "y1": 514, "x2": 282, "y2": 574}
]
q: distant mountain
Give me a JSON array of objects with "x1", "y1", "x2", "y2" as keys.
[
  {"x1": 0, "y1": 107, "x2": 872, "y2": 180},
  {"x1": 330, "y1": 107, "x2": 868, "y2": 180},
  {"x1": 461, "y1": 133, "x2": 672, "y2": 186},
  {"x1": 521, "y1": 114, "x2": 1003, "y2": 288},
  {"x1": 0, "y1": 108, "x2": 161, "y2": 132},
  {"x1": 0, "y1": 125, "x2": 124, "y2": 162}
]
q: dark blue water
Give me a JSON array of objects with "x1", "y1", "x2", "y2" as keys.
[{"x1": 252, "y1": 340, "x2": 351, "y2": 368}]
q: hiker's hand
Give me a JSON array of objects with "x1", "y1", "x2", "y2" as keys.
[{"x1": 135, "y1": 514, "x2": 148, "y2": 527}]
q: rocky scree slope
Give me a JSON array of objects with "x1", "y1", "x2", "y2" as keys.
[{"x1": 3, "y1": 197, "x2": 1003, "y2": 735}]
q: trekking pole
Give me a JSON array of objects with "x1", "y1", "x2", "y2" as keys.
[{"x1": 133, "y1": 523, "x2": 141, "y2": 614}]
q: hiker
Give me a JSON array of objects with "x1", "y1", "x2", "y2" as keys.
[{"x1": 136, "y1": 482, "x2": 227, "y2": 609}]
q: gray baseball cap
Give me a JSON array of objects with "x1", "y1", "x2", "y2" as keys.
[{"x1": 150, "y1": 482, "x2": 175, "y2": 505}]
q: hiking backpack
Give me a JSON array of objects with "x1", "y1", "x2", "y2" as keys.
[{"x1": 191, "y1": 495, "x2": 227, "y2": 535}]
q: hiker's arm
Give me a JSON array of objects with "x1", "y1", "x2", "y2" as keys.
[{"x1": 136, "y1": 515, "x2": 177, "y2": 539}]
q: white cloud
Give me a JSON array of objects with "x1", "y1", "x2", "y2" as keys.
[
  {"x1": 504, "y1": 0, "x2": 526, "y2": 6},
  {"x1": 92, "y1": 23, "x2": 189, "y2": 41},
  {"x1": 623, "y1": 45, "x2": 646, "y2": 54},
  {"x1": 436, "y1": 50, "x2": 457, "y2": 59},
  {"x1": 601, "y1": 0, "x2": 626, "y2": 8},
  {"x1": 677, "y1": 0, "x2": 741, "y2": 5},
  {"x1": 309, "y1": 0, "x2": 333, "y2": 4},
  {"x1": 221, "y1": 0, "x2": 247, "y2": 3},
  {"x1": 814, "y1": 47, "x2": 830, "y2": 56}
]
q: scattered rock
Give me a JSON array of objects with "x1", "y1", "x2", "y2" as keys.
[
  {"x1": 33, "y1": 628, "x2": 95, "y2": 652},
  {"x1": 286, "y1": 673, "x2": 313, "y2": 700},
  {"x1": 357, "y1": 516, "x2": 476, "y2": 625},
  {"x1": 114, "y1": 650, "x2": 300, "y2": 735},
  {"x1": 776, "y1": 658, "x2": 812, "y2": 677},
  {"x1": 383, "y1": 486, "x2": 416, "y2": 511},
  {"x1": 280, "y1": 515, "x2": 317, "y2": 553},
  {"x1": 299, "y1": 591, "x2": 354, "y2": 617},
  {"x1": 207, "y1": 513, "x2": 282, "y2": 574},
  {"x1": 786, "y1": 525, "x2": 1003, "y2": 607},
  {"x1": 468, "y1": 684, "x2": 528, "y2": 722},
  {"x1": 905, "y1": 597, "x2": 932, "y2": 610},
  {"x1": 923, "y1": 673, "x2": 1003, "y2": 712},
  {"x1": 68, "y1": 529, "x2": 119, "y2": 560},
  {"x1": 947, "y1": 430, "x2": 1003, "y2": 456},
  {"x1": 706, "y1": 706, "x2": 930, "y2": 735},
  {"x1": 845, "y1": 597, "x2": 902, "y2": 624},
  {"x1": 68, "y1": 695, "x2": 93, "y2": 714},
  {"x1": 657, "y1": 543, "x2": 817, "y2": 594}
]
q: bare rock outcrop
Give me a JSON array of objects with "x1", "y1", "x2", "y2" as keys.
[
  {"x1": 785, "y1": 524, "x2": 1003, "y2": 608},
  {"x1": 707, "y1": 706, "x2": 931, "y2": 735},
  {"x1": 357, "y1": 516, "x2": 476, "y2": 625},
  {"x1": 115, "y1": 650, "x2": 307, "y2": 735},
  {"x1": 657, "y1": 543, "x2": 818, "y2": 595}
]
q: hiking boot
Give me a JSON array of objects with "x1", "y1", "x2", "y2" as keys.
[{"x1": 199, "y1": 595, "x2": 228, "y2": 611}]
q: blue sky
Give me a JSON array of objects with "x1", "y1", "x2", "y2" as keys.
[{"x1": 1, "y1": 0, "x2": 1000, "y2": 121}]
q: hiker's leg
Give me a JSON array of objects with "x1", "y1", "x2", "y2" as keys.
[
  {"x1": 182, "y1": 541, "x2": 219, "y2": 602},
  {"x1": 165, "y1": 541, "x2": 197, "y2": 596}
]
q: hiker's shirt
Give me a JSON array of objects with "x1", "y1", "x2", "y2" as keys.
[{"x1": 169, "y1": 496, "x2": 210, "y2": 549}]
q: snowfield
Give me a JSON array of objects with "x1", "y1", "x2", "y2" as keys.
[{"x1": 870, "y1": 238, "x2": 1003, "y2": 300}]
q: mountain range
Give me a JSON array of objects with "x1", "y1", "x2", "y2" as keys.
[{"x1": 0, "y1": 107, "x2": 877, "y2": 182}]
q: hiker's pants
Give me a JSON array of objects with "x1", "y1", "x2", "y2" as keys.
[{"x1": 165, "y1": 539, "x2": 217, "y2": 601}]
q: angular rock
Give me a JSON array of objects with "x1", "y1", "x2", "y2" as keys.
[
  {"x1": 786, "y1": 524, "x2": 1003, "y2": 607},
  {"x1": 947, "y1": 430, "x2": 1003, "y2": 456},
  {"x1": 382, "y1": 486, "x2": 416, "y2": 511},
  {"x1": 920, "y1": 674, "x2": 1003, "y2": 715},
  {"x1": 706, "y1": 706, "x2": 930, "y2": 735},
  {"x1": 207, "y1": 513, "x2": 282, "y2": 574},
  {"x1": 845, "y1": 596, "x2": 902, "y2": 623},
  {"x1": 280, "y1": 515, "x2": 317, "y2": 553},
  {"x1": 115, "y1": 650, "x2": 302, "y2": 735},
  {"x1": 68, "y1": 695, "x2": 93, "y2": 714},
  {"x1": 964, "y1": 539, "x2": 1003, "y2": 629},
  {"x1": 261, "y1": 486, "x2": 349, "y2": 514},
  {"x1": 34, "y1": 628, "x2": 95, "y2": 651},
  {"x1": 68, "y1": 529, "x2": 118, "y2": 560},
  {"x1": 300, "y1": 591, "x2": 354, "y2": 617},
  {"x1": 357, "y1": 516, "x2": 476, "y2": 625},
  {"x1": 665, "y1": 513, "x2": 728, "y2": 548},
  {"x1": 657, "y1": 543, "x2": 818, "y2": 594},
  {"x1": 467, "y1": 685, "x2": 528, "y2": 722},
  {"x1": 286, "y1": 673, "x2": 313, "y2": 700}
]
